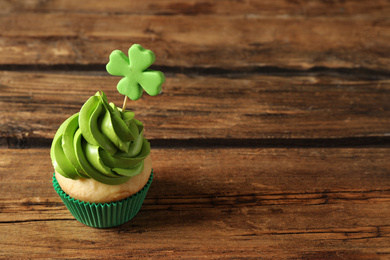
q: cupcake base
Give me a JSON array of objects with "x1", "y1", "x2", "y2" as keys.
[{"x1": 53, "y1": 170, "x2": 153, "y2": 228}]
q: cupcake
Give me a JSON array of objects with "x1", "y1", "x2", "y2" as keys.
[{"x1": 51, "y1": 44, "x2": 164, "y2": 228}]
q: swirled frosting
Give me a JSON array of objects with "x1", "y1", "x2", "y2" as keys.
[{"x1": 50, "y1": 91, "x2": 150, "y2": 185}]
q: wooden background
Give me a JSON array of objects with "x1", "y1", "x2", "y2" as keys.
[{"x1": 1, "y1": 0, "x2": 390, "y2": 259}]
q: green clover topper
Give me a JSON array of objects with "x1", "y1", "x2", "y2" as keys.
[{"x1": 106, "y1": 44, "x2": 165, "y2": 102}]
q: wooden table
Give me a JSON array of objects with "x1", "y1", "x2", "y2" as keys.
[{"x1": 1, "y1": 1, "x2": 390, "y2": 258}]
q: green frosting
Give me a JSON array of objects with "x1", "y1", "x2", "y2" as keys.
[{"x1": 50, "y1": 91, "x2": 151, "y2": 185}]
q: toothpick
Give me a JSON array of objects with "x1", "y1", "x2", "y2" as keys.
[{"x1": 122, "y1": 95, "x2": 128, "y2": 112}]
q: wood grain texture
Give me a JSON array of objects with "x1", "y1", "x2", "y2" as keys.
[
  {"x1": 2, "y1": 0, "x2": 390, "y2": 16},
  {"x1": 1, "y1": 148, "x2": 389, "y2": 258},
  {"x1": 1, "y1": 1, "x2": 390, "y2": 258},
  {"x1": 0, "y1": 5, "x2": 390, "y2": 70},
  {"x1": 1, "y1": 71, "x2": 389, "y2": 146}
]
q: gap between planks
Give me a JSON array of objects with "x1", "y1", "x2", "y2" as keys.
[
  {"x1": 0, "y1": 64, "x2": 390, "y2": 80},
  {"x1": 3, "y1": 136, "x2": 390, "y2": 149}
]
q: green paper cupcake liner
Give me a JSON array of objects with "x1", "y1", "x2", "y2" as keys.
[{"x1": 53, "y1": 170, "x2": 153, "y2": 228}]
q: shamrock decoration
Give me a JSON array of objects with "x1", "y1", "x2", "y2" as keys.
[{"x1": 106, "y1": 44, "x2": 165, "y2": 101}]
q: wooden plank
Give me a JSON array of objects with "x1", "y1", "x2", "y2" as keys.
[
  {"x1": 1, "y1": 71, "x2": 390, "y2": 145},
  {"x1": 2, "y1": 0, "x2": 390, "y2": 16},
  {"x1": 1, "y1": 148, "x2": 390, "y2": 200},
  {"x1": 0, "y1": 148, "x2": 390, "y2": 258},
  {"x1": 0, "y1": 220, "x2": 389, "y2": 258},
  {"x1": 0, "y1": 211, "x2": 389, "y2": 258},
  {"x1": 0, "y1": 12, "x2": 389, "y2": 70}
]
